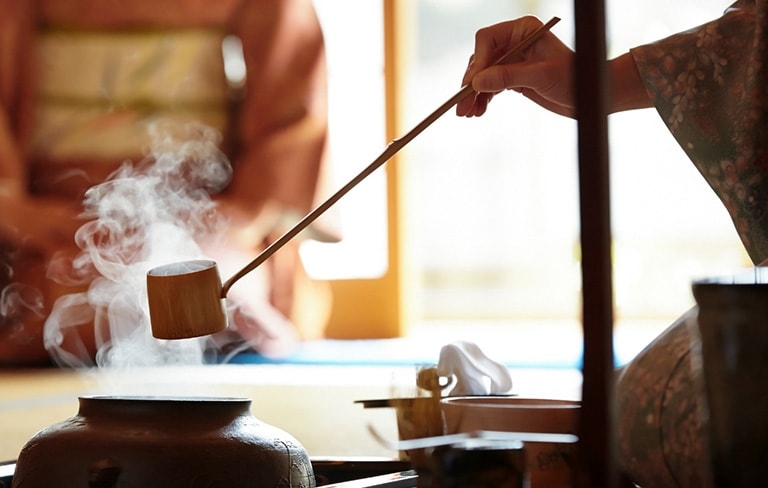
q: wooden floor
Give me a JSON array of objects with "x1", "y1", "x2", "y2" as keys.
[{"x1": 0, "y1": 364, "x2": 581, "y2": 463}]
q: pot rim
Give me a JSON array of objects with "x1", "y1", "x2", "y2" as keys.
[
  {"x1": 692, "y1": 267, "x2": 768, "y2": 286},
  {"x1": 80, "y1": 395, "x2": 250, "y2": 402}
]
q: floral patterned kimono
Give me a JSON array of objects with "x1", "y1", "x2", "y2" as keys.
[{"x1": 616, "y1": 1, "x2": 768, "y2": 486}]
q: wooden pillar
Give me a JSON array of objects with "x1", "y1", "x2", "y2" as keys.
[{"x1": 573, "y1": 1, "x2": 617, "y2": 487}]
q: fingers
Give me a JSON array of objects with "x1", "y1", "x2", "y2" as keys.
[
  {"x1": 463, "y1": 16, "x2": 545, "y2": 85},
  {"x1": 457, "y1": 91, "x2": 494, "y2": 117},
  {"x1": 460, "y1": 54, "x2": 477, "y2": 88},
  {"x1": 457, "y1": 60, "x2": 554, "y2": 117},
  {"x1": 473, "y1": 58, "x2": 553, "y2": 95},
  {"x1": 457, "y1": 16, "x2": 545, "y2": 117},
  {"x1": 456, "y1": 16, "x2": 574, "y2": 118}
]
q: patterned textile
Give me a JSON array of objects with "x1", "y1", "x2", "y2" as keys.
[
  {"x1": 615, "y1": 310, "x2": 711, "y2": 488},
  {"x1": 631, "y1": 0, "x2": 768, "y2": 264},
  {"x1": 31, "y1": 28, "x2": 229, "y2": 162},
  {"x1": 617, "y1": 2, "x2": 767, "y2": 486}
]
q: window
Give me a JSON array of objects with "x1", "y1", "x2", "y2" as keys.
[
  {"x1": 308, "y1": 0, "x2": 751, "y2": 361},
  {"x1": 304, "y1": 0, "x2": 388, "y2": 280}
]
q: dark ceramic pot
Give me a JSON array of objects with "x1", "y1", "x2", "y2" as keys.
[
  {"x1": 691, "y1": 271, "x2": 768, "y2": 487},
  {"x1": 12, "y1": 395, "x2": 315, "y2": 487}
]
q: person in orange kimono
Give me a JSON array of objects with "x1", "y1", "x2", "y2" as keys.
[{"x1": 0, "y1": 0, "x2": 338, "y2": 366}]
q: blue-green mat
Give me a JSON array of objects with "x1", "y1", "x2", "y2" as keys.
[{"x1": 229, "y1": 338, "x2": 587, "y2": 369}]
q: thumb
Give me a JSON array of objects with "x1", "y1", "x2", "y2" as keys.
[
  {"x1": 470, "y1": 64, "x2": 519, "y2": 94},
  {"x1": 472, "y1": 60, "x2": 554, "y2": 94}
]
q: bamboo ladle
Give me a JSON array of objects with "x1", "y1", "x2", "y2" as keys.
[{"x1": 146, "y1": 17, "x2": 560, "y2": 340}]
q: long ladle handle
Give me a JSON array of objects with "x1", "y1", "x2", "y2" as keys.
[{"x1": 221, "y1": 16, "x2": 561, "y2": 297}]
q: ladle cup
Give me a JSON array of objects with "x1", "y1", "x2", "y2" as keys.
[
  {"x1": 146, "y1": 17, "x2": 560, "y2": 340},
  {"x1": 147, "y1": 259, "x2": 225, "y2": 339}
]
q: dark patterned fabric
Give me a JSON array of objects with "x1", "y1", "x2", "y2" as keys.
[
  {"x1": 616, "y1": 310, "x2": 711, "y2": 487},
  {"x1": 616, "y1": 2, "x2": 767, "y2": 486},
  {"x1": 631, "y1": 0, "x2": 768, "y2": 264}
]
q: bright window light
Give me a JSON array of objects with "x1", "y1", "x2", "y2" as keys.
[{"x1": 302, "y1": 0, "x2": 388, "y2": 280}]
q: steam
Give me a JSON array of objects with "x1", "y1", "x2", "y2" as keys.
[
  {"x1": 43, "y1": 122, "x2": 232, "y2": 369},
  {"x1": 0, "y1": 283, "x2": 45, "y2": 321}
]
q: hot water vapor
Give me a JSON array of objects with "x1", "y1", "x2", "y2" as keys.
[{"x1": 43, "y1": 123, "x2": 232, "y2": 368}]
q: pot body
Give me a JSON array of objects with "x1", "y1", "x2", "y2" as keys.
[
  {"x1": 441, "y1": 397, "x2": 579, "y2": 488},
  {"x1": 12, "y1": 395, "x2": 315, "y2": 488},
  {"x1": 691, "y1": 275, "x2": 768, "y2": 487}
]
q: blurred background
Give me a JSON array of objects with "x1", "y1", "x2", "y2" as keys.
[{"x1": 305, "y1": 0, "x2": 748, "y2": 362}]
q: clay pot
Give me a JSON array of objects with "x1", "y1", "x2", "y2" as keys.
[
  {"x1": 441, "y1": 397, "x2": 579, "y2": 488},
  {"x1": 12, "y1": 395, "x2": 315, "y2": 487}
]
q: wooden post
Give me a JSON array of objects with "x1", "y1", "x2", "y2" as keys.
[{"x1": 573, "y1": 1, "x2": 617, "y2": 487}]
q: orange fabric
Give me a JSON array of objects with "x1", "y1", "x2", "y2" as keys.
[
  {"x1": 0, "y1": 0, "x2": 337, "y2": 365},
  {"x1": 21, "y1": 0, "x2": 338, "y2": 236}
]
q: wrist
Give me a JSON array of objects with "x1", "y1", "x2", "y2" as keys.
[{"x1": 608, "y1": 52, "x2": 652, "y2": 113}]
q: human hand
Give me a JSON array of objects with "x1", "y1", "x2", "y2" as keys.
[
  {"x1": 201, "y1": 236, "x2": 301, "y2": 359},
  {"x1": 225, "y1": 293, "x2": 300, "y2": 358},
  {"x1": 456, "y1": 16, "x2": 575, "y2": 118}
]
